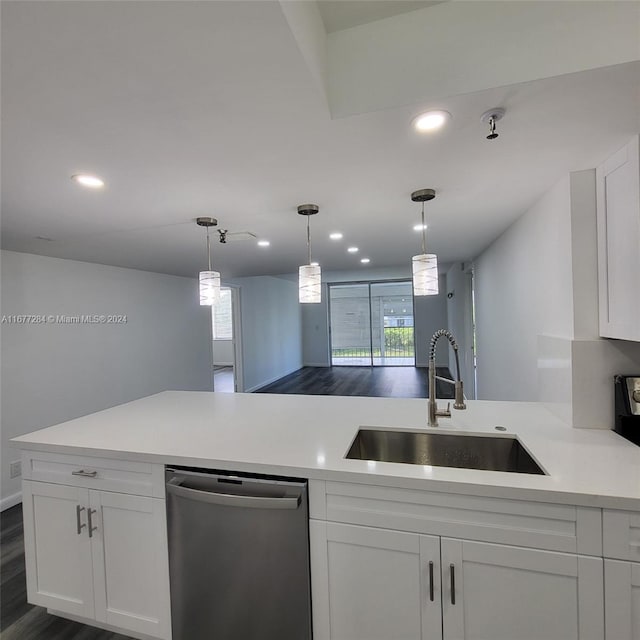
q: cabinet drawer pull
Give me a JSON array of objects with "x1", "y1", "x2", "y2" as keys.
[
  {"x1": 76, "y1": 505, "x2": 86, "y2": 535},
  {"x1": 72, "y1": 469, "x2": 98, "y2": 478},
  {"x1": 450, "y1": 564, "x2": 456, "y2": 605},
  {"x1": 88, "y1": 508, "x2": 98, "y2": 538},
  {"x1": 428, "y1": 561, "x2": 434, "y2": 602}
]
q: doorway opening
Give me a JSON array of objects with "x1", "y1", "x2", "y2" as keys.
[
  {"x1": 329, "y1": 280, "x2": 415, "y2": 366},
  {"x1": 212, "y1": 286, "x2": 243, "y2": 392}
]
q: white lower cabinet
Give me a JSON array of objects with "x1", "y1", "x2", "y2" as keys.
[
  {"x1": 310, "y1": 521, "x2": 604, "y2": 640},
  {"x1": 310, "y1": 521, "x2": 442, "y2": 640},
  {"x1": 441, "y1": 538, "x2": 604, "y2": 640},
  {"x1": 605, "y1": 560, "x2": 640, "y2": 640},
  {"x1": 23, "y1": 480, "x2": 171, "y2": 640}
]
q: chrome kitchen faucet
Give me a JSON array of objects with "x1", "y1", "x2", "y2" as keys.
[{"x1": 428, "y1": 329, "x2": 467, "y2": 427}]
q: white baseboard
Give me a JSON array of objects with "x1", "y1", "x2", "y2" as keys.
[
  {"x1": 246, "y1": 366, "x2": 303, "y2": 393},
  {"x1": 1, "y1": 491, "x2": 22, "y2": 511}
]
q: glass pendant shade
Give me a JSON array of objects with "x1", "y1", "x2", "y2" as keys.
[
  {"x1": 412, "y1": 254, "x2": 439, "y2": 296},
  {"x1": 199, "y1": 270, "x2": 221, "y2": 305},
  {"x1": 299, "y1": 264, "x2": 321, "y2": 303}
]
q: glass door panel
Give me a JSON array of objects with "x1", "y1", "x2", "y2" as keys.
[
  {"x1": 329, "y1": 284, "x2": 372, "y2": 366},
  {"x1": 370, "y1": 282, "x2": 415, "y2": 366}
]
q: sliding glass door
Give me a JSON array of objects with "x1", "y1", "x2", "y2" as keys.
[
  {"x1": 371, "y1": 281, "x2": 415, "y2": 365},
  {"x1": 329, "y1": 281, "x2": 414, "y2": 366}
]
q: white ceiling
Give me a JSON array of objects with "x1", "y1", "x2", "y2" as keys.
[
  {"x1": 317, "y1": 1, "x2": 443, "y2": 33},
  {"x1": 1, "y1": 1, "x2": 639, "y2": 279}
]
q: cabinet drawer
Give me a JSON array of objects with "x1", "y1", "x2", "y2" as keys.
[
  {"x1": 603, "y1": 510, "x2": 640, "y2": 561},
  {"x1": 313, "y1": 481, "x2": 602, "y2": 555},
  {"x1": 21, "y1": 450, "x2": 164, "y2": 497}
]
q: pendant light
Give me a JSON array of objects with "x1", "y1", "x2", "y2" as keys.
[
  {"x1": 411, "y1": 189, "x2": 439, "y2": 296},
  {"x1": 297, "y1": 204, "x2": 321, "y2": 303},
  {"x1": 197, "y1": 217, "x2": 221, "y2": 305}
]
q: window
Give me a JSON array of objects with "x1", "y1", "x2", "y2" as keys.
[{"x1": 212, "y1": 288, "x2": 233, "y2": 340}]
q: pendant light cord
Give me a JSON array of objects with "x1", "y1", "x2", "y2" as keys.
[
  {"x1": 307, "y1": 215, "x2": 312, "y2": 265},
  {"x1": 206, "y1": 226, "x2": 212, "y2": 271},
  {"x1": 421, "y1": 201, "x2": 426, "y2": 254}
]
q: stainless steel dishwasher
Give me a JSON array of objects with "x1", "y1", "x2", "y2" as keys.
[{"x1": 165, "y1": 467, "x2": 312, "y2": 640}]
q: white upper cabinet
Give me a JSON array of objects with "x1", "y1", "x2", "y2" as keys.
[{"x1": 596, "y1": 135, "x2": 640, "y2": 342}]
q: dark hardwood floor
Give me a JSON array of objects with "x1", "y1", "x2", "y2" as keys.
[
  {"x1": 0, "y1": 504, "x2": 133, "y2": 640},
  {"x1": 256, "y1": 366, "x2": 455, "y2": 399}
]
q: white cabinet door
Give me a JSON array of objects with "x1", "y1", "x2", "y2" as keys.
[
  {"x1": 22, "y1": 480, "x2": 94, "y2": 618},
  {"x1": 89, "y1": 490, "x2": 171, "y2": 640},
  {"x1": 605, "y1": 560, "x2": 640, "y2": 640},
  {"x1": 441, "y1": 539, "x2": 604, "y2": 640},
  {"x1": 310, "y1": 520, "x2": 441, "y2": 640},
  {"x1": 596, "y1": 135, "x2": 640, "y2": 341}
]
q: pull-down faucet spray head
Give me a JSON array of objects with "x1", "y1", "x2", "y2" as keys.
[{"x1": 428, "y1": 329, "x2": 467, "y2": 426}]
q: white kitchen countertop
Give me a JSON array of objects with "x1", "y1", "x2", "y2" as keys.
[{"x1": 12, "y1": 391, "x2": 640, "y2": 510}]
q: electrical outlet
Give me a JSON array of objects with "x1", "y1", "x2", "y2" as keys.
[{"x1": 9, "y1": 460, "x2": 21, "y2": 479}]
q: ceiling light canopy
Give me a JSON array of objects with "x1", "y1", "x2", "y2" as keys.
[
  {"x1": 329, "y1": 232, "x2": 343, "y2": 240},
  {"x1": 71, "y1": 174, "x2": 104, "y2": 188},
  {"x1": 298, "y1": 204, "x2": 321, "y2": 304},
  {"x1": 481, "y1": 107, "x2": 505, "y2": 140},
  {"x1": 197, "y1": 217, "x2": 221, "y2": 306},
  {"x1": 411, "y1": 189, "x2": 439, "y2": 296},
  {"x1": 412, "y1": 110, "x2": 451, "y2": 133}
]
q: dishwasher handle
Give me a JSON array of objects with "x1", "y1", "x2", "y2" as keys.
[{"x1": 166, "y1": 477, "x2": 302, "y2": 510}]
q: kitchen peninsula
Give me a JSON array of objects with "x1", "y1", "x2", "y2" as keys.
[{"x1": 12, "y1": 391, "x2": 640, "y2": 640}]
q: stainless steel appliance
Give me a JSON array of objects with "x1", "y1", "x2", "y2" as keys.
[
  {"x1": 166, "y1": 467, "x2": 312, "y2": 640},
  {"x1": 614, "y1": 375, "x2": 640, "y2": 445}
]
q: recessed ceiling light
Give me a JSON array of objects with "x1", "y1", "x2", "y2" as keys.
[
  {"x1": 413, "y1": 223, "x2": 428, "y2": 231},
  {"x1": 347, "y1": 247, "x2": 359, "y2": 253},
  {"x1": 257, "y1": 240, "x2": 270, "y2": 247},
  {"x1": 71, "y1": 174, "x2": 105, "y2": 188},
  {"x1": 412, "y1": 110, "x2": 451, "y2": 132},
  {"x1": 329, "y1": 232, "x2": 343, "y2": 240},
  {"x1": 360, "y1": 258, "x2": 370, "y2": 264}
]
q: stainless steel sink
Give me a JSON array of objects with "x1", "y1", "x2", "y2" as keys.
[{"x1": 345, "y1": 429, "x2": 545, "y2": 475}]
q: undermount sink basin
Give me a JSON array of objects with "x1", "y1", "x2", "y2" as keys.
[{"x1": 345, "y1": 429, "x2": 545, "y2": 475}]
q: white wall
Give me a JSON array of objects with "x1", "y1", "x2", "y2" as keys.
[
  {"x1": 475, "y1": 176, "x2": 574, "y2": 401},
  {"x1": 0, "y1": 250, "x2": 212, "y2": 507},
  {"x1": 566, "y1": 170, "x2": 640, "y2": 427},
  {"x1": 413, "y1": 274, "x2": 449, "y2": 368},
  {"x1": 212, "y1": 340, "x2": 234, "y2": 366},
  {"x1": 474, "y1": 169, "x2": 640, "y2": 427},
  {"x1": 228, "y1": 275, "x2": 302, "y2": 392},
  {"x1": 445, "y1": 263, "x2": 475, "y2": 398}
]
